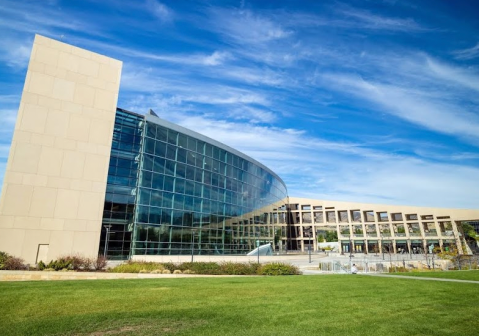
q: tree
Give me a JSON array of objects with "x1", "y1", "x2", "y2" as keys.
[
  {"x1": 325, "y1": 231, "x2": 338, "y2": 242},
  {"x1": 461, "y1": 223, "x2": 478, "y2": 242}
]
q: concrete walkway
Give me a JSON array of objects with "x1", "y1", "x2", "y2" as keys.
[{"x1": 360, "y1": 273, "x2": 479, "y2": 284}]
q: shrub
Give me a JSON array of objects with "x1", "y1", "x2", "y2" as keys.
[
  {"x1": 91, "y1": 255, "x2": 108, "y2": 271},
  {"x1": 219, "y1": 262, "x2": 259, "y2": 275},
  {"x1": 0, "y1": 251, "x2": 9, "y2": 269},
  {"x1": 179, "y1": 262, "x2": 222, "y2": 275},
  {"x1": 37, "y1": 260, "x2": 46, "y2": 270},
  {"x1": 0, "y1": 251, "x2": 27, "y2": 270},
  {"x1": 109, "y1": 261, "x2": 164, "y2": 273},
  {"x1": 257, "y1": 263, "x2": 300, "y2": 276},
  {"x1": 63, "y1": 255, "x2": 85, "y2": 271},
  {"x1": 81, "y1": 258, "x2": 93, "y2": 271},
  {"x1": 108, "y1": 261, "x2": 301, "y2": 276},
  {"x1": 51, "y1": 255, "x2": 94, "y2": 271},
  {"x1": 3, "y1": 256, "x2": 27, "y2": 270},
  {"x1": 161, "y1": 262, "x2": 177, "y2": 272},
  {"x1": 47, "y1": 258, "x2": 72, "y2": 271}
]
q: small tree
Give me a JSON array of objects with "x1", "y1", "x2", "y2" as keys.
[
  {"x1": 434, "y1": 245, "x2": 458, "y2": 260},
  {"x1": 461, "y1": 223, "x2": 478, "y2": 243},
  {"x1": 325, "y1": 231, "x2": 338, "y2": 242}
]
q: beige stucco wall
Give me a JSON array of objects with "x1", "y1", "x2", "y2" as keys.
[{"x1": 0, "y1": 35, "x2": 122, "y2": 264}]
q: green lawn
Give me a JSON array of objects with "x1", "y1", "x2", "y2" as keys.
[
  {"x1": 1, "y1": 275, "x2": 478, "y2": 336},
  {"x1": 391, "y1": 270, "x2": 479, "y2": 281}
]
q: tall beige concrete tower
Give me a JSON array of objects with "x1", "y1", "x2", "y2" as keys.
[{"x1": 0, "y1": 35, "x2": 122, "y2": 264}]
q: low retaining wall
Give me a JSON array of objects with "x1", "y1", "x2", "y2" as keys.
[{"x1": 0, "y1": 271, "x2": 237, "y2": 282}]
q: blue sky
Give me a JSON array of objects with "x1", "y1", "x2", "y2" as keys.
[{"x1": 1, "y1": 0, "x2": 479, "y2": 208}]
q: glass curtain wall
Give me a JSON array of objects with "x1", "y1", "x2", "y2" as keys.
[
  {"x1": 100, "y1": 109, "x2": 144, "y2": 259},
  {"x1": 132, "y1": 115, "x2": 288, "y2": 255}
]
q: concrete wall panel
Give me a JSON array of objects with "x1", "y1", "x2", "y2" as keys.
[{"x1": 0, "y1": 34, "x2": 122, "y2": 264}]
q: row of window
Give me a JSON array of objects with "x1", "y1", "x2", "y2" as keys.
[
  {"x1": 146, "y1": 121, "x2": 275, "y2": 179},
  {"x1": 138, "y1": 183, "x2": 275, "y2": 210},
  {"x1": 292, "y1": 207, "x2": 449, "y2": 223},
  {"x1": 141, "y1": 150, "x2": 285, "y2": 198}
]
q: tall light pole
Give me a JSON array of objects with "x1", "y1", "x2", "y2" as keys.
[
  {"x1": 103, "y1": 225, "x2": 112, "y2": 258},
  {"x1": 191, "y1": 229, "x2": 197, "y2": 262},
  {"x1": 308, "y1": 233, "x2": 312, "y2": 263},
  {"x1": 380, "y1": 233, "x2": 385, "y2": 260},
  {"x1": 257, "y1": 238, "x2": 260, "y2": 264},
  {"x1": 349, "y1": 239, "x2": 353, "y2": 271}
]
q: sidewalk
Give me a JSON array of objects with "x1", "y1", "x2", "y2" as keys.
[{"x1": 361, "y1": 273, "x2": 479, "y2": 284}]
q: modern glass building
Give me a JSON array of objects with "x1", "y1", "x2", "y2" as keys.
[
  {"x1": 100, "y1": 108, "x2": 288, "y2": 259},
  {"x1": 1, "y1": 35, "x2": 478, "y2": 265}
]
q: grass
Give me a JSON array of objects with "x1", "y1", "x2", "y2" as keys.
[
  {"x1": 1, "y1": 275, "x2": 479, "y2": 335},
  {"x1": 391, "y1": 270, "x2": 479, "y2": 281}
]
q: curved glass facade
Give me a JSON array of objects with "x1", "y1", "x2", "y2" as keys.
[{"x1": 101, "y1": 109, "x2": 288, "y2": 258}]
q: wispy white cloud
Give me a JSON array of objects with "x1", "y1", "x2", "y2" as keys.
[
  {"x1": 220, "y1": 66, "x2": 285, "y2": 86},
  {"x1": 226, "y1": 106, "x2": 277, "y2": 123},
  {"x1": 209, "y1": 8, "x2": 292, "y2": 45},
  {"x1": 338, "y1": 7, "x2": 425, "y2": 31},
  {"x1": 185, "y1": 93, "x2": 269, "y2": 106},
  {"x1": 203, "y1": 51, "x2": 230, "y2": 66},
  {"x1": 426, "y1": 57, "x2": 479, "y2": 92},
  {"x1": 322, "y1": 72, "x2": 479, "y2": 143},
  {"x1": 146, "y1": 0, "x2": 173, "y2": 22},
  {"x1": 74, "y1": 36, "x2": 232, "y2": 67},
  {"x1": 135, "y1": 49, "x2": 230, "y2": 66},
  {"x1": 453, "y1": 42, "x2": 479, "y2": 60},
  {"x1": 0, "y1": 108, "x2": 18, "y2": 126},
  {"x1": 294, "y1": 157, "x2": 479, "y2": 209},
  {"x1": 0, "y1": 39, "x2": 32, "y2": 69}
]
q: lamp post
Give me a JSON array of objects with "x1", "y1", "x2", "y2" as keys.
[
  {"x1": 191, "y1": 229, "x2": 197, "y2": 263},
  {"x1": 380, "y1": 233, "x2": 385, "y2": 260},
  {"x1": 349, "y1": 239, "x2": 354, "y2": 271},
  {"x1": 103, "y1": 225, "x2": 112, "y2": 258},
  {"x1": 257, "y1": 238, "x2": 260, "y2": 264},
  {"x1": 308, "y1": 233, "x2": 312, "y2": 263},
  {"x1": 388, "y1": 241, "x2": 393, "y2": 270}
]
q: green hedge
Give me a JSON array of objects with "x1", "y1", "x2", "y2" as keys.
[
  {"x1": 109, "y1": 261, "x2": 300, "y2": 276},
  {"x1": 257, "y1": 262, "x2": 301, "y2": 275}
]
